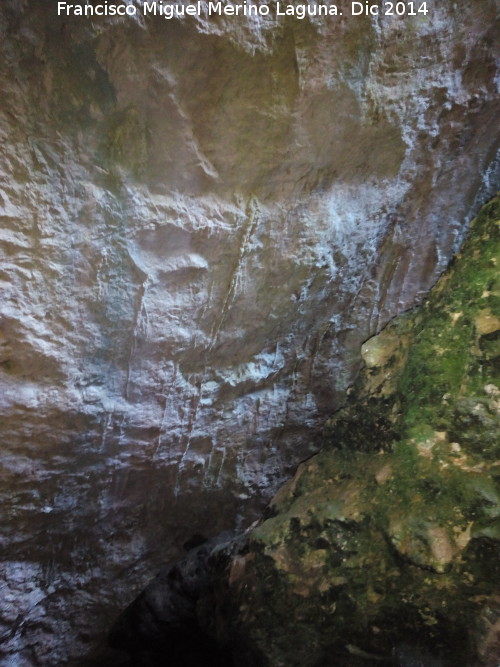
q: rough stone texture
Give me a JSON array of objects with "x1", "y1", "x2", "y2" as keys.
[
  {"x1": 112, "y1": 196, "x2": 500, "y2": 666},
  {"x1": 0, "y1": 1, "x2": 499, "y2": 663},
  {"x1": 220, "y1": 196, "x2": 500, "y2": 667}
]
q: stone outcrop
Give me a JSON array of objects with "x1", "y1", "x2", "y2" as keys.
[
  {"x1": 0, "y1": 1, "x2": 499, "y2": 662},
  {"x1": 112, "y1": 196, "x2": 500, "y2": 666}
]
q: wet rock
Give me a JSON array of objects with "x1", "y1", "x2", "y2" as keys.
[
  {"x1": 113, "y1": 197, "x2": 500, "y2": 666},
  {"x1": 217, "y1": 196, "x2": 500, "y2": 666},
  {"x1": 1, "y1": 0, "x2": 499, "y2": 662}
]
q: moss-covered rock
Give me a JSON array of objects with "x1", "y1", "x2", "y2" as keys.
[
  {"x1": 224, "y1": 196, "x2": 500, "y2": 666},
  {"x1": 110, "y1": 197, "x2": 499, "y2": 666}
]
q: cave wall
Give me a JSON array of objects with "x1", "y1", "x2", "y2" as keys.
[
  {"x1": 110, "y1": 195, "x2": 500, "y2": 667},
  {"x1": 219, "y1": 196, "x2": 500, "y2": 667},
  {"x1": 0, "y1": 1, "x2": 499, "y2": 663}
]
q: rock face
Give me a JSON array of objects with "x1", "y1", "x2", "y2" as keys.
[
  {"x1": 112, "y1": 196, "x2": 500, "y2": 666},
  {"x1": 222, "y1": 197, "x2": 500, "y2": 667},
  {"x1": 0, "y1": 1, "x2": 499, "y2": 663}
]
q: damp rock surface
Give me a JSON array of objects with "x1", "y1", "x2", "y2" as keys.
[
  {"x1": 0, "y1": 1, "x2": 499, "y2": 663},
  {"x1": 113, "y1": 196, "x2": 500, "y2": 666},
  {"x1": 222, "y1": 196, "x2": 500, "y2": 666}
]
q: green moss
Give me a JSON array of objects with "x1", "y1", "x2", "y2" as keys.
[
  {"x1": 235, "y1": 197, "x2": 500, "y2": 666},
  {"x1": 325, "y1": 397, "x2": 399, "y2": 452},
  {"x1": 397, "y1": 197, "x2": 499, "y2": 433}
]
